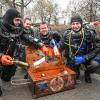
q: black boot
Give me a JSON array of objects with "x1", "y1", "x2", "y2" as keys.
[
  {"x1": 0, "y1": 86, "x2": 2, "y2": 96},
  {"x1": 24, "y1": 74, "x2": 28, "y2": 79},
  {"x1": 84, "y1": 71, "x2": 92, "y2": 83}
]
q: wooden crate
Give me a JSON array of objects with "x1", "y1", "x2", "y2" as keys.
[{"x1": 25, "y1": 46, "x2": 76, "y2": 98}]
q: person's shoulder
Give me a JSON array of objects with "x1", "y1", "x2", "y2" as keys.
[
  {"x1": 48, "y1": 31, "x2": 60, "y2": 37},
  {"x1": 84, "y1": 27, "x2": 96, "y2": 36},
  {"x1": 63, "y1": 28, "x2": 72, "y2": 37},
  {"x1": 49, "y1": 31, "x2": 61, "y2": 39},
  {"x1": 49, "y1": 31, "x2": 59, "y2": 35}
]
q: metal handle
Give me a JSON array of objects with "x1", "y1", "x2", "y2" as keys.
[{"x1": 11, "y1": 78, "x2": 31, "y2": 85}]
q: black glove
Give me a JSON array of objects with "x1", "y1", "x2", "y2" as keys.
[{"x1": 52, "y1": 33, "x2": 61, "y2": 42}]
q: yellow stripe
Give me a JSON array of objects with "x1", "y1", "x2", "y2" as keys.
[{"x1": 68, "y1": 28, "x2": 85, "y2": 57}]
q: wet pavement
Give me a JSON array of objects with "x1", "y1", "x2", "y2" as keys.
[{"x1": 0, "y1": 68, "x2": 100, "y2": 100}]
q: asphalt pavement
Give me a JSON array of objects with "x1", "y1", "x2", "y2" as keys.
[{"x1": 0, "y1": 68, "x2": 100, "y2": 100}]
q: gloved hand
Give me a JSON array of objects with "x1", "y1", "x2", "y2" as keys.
[
  {"x1": 52, "y1": 32, "x2": 61, "y2": 42},
  {"x1": 94, "y1": 57, "x2": 100, "y2": 63},
  {"x1": 74, "y1": 56, "x2": 86, "y2": 65},
  {"x1": 50, "y1": 40, "x2": 54, "y2": 48},
  {"x1": 41, "y1": 46, "x2": 49, "y2": 55},
  {"x1": 41, "y1": 46, "x2": 54, "y2": 57},
  {"x1": 1, "y1": 55, "x2": 14, "y2": 65},
  {"x1": 50, "y1": 40, "x2": 60, "y2": 48}
]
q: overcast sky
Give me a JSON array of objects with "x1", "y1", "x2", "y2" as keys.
[{"x1": 53, "y1": 0, "x2": 70, "y2": 10}]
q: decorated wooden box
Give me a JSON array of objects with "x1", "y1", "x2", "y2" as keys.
[{"x1": 25, "y1": 46, "x2": 76, "y2": 98}]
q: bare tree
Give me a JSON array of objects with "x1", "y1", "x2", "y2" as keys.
[
  {"x1": 77, "y1": 0, "x2": 100, "y2": 21},
  {"x1": 64, "y1": 0, "x2": 80, "y2": 17},
  {"x1": 0, "y1": 0, "x2": 10, "y2": 15},
  {"x1": 0, "y1": 0, "x2": 33, "y2": 18},
  {"x1": 33, "y1": 0, "x2": 58, "y2": 24},
  {"x1": 64, "y1": 0, "x2": 100, "y2": 22},
  {"x1": 52, "y1": 3, "x2": 59, "y2": 25},
  {"x1": 33, "y1": 0, "x2": 46, "y2": 22},
  {"x1": 0, "y1": 2, "x2": 3, "y2": 16},
  {"x1": 15, "y1": 0, "x2": 33, "y2": 18}
]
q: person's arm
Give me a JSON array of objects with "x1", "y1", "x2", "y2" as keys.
[
  {"x1": 21, "y1": 31, "x2": 44, "y2": 48},
  {"x1": 84, "y1": 29, "x2": 99, "y2": 60},
  {"x1": 59, "y1": 31, "x2": 68, "y2": 52},
  {"x1": 84, "y1": 36, "x2": 100, "y2": 61},
  {"x1": 21, "y1": 31, "x2": 52, "y2": 56},
  {"x1": 74, "y1": 29, "x2": 100, "y2": 65}
]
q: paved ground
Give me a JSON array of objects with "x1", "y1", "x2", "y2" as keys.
[{"x1": 0, "y1": 68, "x2": 100, "y2": 100}]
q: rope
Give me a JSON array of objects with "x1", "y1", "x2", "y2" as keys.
[{"x1": 68, "y1": 28, "x2": 85, "y2": 58}]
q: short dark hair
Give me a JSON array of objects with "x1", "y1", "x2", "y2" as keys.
[
  {"x1": 24, "y1": 18, "x2": 31, "y2": 23},
  {"x1": 40, "y1": 22, "x2": 48, "y2": 27},
  {"x1": 41, "y1": 22, "x2": 47, "y2": 24},
  {"x1": 71, "y1": 15, "x2": 83, "y2": 24}
]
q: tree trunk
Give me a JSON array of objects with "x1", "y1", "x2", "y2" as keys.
[
  {"x1": 0, "y1": 6, "x2": 2, "y2": 16},
  {"x1": 21, "y1": 0, "x2": 24, "y2": 18}
]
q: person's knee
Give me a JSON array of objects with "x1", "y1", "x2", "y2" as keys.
[
  {"x1": 87, "y1": 61, "x2": 99, "y2": 73},
  {"x1": 1, "y1": 65, "x2": 17, "y2": 82},
  {"x1": 0, "y1": 86, "x2": 2, "y2": 96},
  {"x1": 91, "y1": 60, "x2": 99, "y2": 67}
]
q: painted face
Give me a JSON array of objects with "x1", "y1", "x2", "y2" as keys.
[
  {"x1": 24, "y1": 20, "x2": 32, "y2": 29},
  {"x1": 13, "y1": 17, "x2": 21, "y2": 27},
  {"x1": 71, "y1": 22, "x2": 82, "y2": 32},
  {"x1": 40, "y1": 24, "x2": 48, "y2": 35}
]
